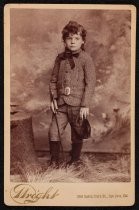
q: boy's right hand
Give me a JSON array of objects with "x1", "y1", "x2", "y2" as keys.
[{"x1": 51, "y1": 99, "x2": 58, "y2": 113}]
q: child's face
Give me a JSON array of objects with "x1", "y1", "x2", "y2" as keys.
[{"x1": 64, "y1": 32, "x2": 84, "y2": 52}]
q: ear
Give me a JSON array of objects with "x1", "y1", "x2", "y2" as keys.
[
  {"x1": 64, "y1": 42, "x2": 67, "y2": 47},
  {"x1": 81, "y1": 38, "x2": 85, "y2": 44}
]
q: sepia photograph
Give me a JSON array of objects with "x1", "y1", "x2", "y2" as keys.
[{"x1": 4, "y1": 4, "x2": 136, "y2": 206}]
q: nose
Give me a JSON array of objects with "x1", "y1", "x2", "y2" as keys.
[{"x1": 71, "y1": 38, "x2": 75, "y2": 44}]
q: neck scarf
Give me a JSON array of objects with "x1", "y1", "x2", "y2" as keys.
[{"x1": 60, "y1": 49, "x2": 81, "y2": 69}]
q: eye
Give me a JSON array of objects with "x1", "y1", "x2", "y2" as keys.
[{"x1": 66, "y1": 37, "x2": 72, "y2": 40}]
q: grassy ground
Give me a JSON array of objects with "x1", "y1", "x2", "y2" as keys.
[
  {"x1": 10, "y1": 103, "x2": 131, "y2": 183},
  {"x1": 11, "y1": 153, "x2": 130, "y2": 183}
]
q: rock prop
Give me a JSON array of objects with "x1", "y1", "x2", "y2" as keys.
[{"x1": 10, "y1": 104, "x2": 40, "y2": 180}]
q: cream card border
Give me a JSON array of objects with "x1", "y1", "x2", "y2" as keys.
[{"x1": 4, "y1": 4, "x2": 136, "y2": 206}]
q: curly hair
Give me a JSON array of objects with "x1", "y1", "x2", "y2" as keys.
[{"x1": 62, "y1": 21, "x2": 87, "y2": 49}]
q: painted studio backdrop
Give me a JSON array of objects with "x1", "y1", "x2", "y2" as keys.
[{"x1": 10, "y1": 9, "x2": 131, "y2": 154}]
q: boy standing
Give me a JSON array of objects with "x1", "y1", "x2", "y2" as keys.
[{"x1": 49, "y1": 21, "x2": 96, "y2": 167}]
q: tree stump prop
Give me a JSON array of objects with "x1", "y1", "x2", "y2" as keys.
[{"x1": 10, "y1": 111, "x2": 40, "y2": 178}]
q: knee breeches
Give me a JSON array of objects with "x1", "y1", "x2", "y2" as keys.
[{"x1": 49, "y1": 104, "x2": 83, "y2": 143}]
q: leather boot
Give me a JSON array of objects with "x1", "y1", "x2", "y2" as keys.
[
  {"x1": 67, "y1": 142, "x2": 83, "y2": 166},
  {"x1": 49, "y1": 141, "x2": 60, "y2": 169}
]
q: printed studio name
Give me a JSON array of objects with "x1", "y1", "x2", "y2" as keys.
[{"x1": 10, "y1": 184, "x2": 60, "y2": 204}]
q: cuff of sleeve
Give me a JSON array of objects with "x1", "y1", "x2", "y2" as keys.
[
  {"x1": 81, "y1": 100, "x2": 90, "y2": 108},
  {"x1": 51, "y1": 91, "x2": 58, "y2": 99},
  {"x1": 53, "y1": 96, "x2": 58, "y2": 99},
  {"x1": 81, "y1": 101, "x2": 86, "y2": 107}
]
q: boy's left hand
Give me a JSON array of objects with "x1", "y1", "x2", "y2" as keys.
[{"x1": 80, "y1": 107, "x2": 89, "y2": 120}]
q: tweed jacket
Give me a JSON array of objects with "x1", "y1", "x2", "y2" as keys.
[{"x1": 49, "y1": 50, "x2": 96, "y2": 107}]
